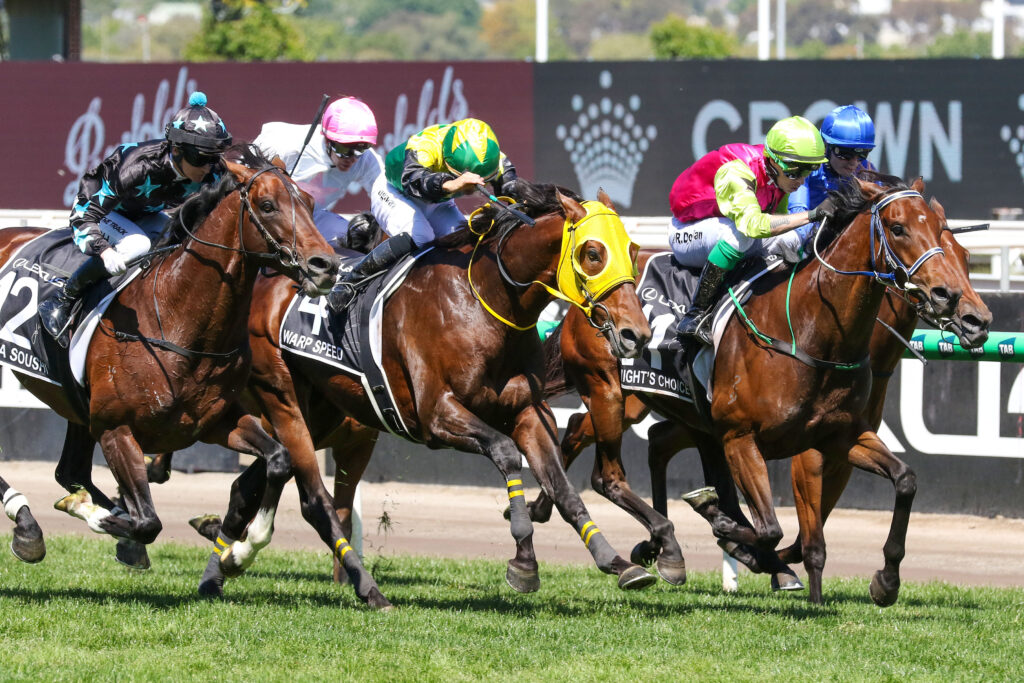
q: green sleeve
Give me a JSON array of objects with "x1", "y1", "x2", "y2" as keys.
[{"x1": 713, "y1": 160, "x2": 773, "y2": 239}]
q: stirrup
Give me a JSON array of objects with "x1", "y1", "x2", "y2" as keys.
[{"x1": 326, "y1": 281, "x2": 358, "y2": 312}]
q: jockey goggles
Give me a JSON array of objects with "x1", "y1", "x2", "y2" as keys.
[
  {"x1": 765, "y1": 147, "x2": 818, "y2": 180},
  {"x1": 179, "y1": 145, "x2": 220, "y2": 167},
  {"x1": 328, "y1": 140, "x2": 371, "y2": 159},
  {"x1": 831, "y1": 146, "x2": 871, "y2": 162}
]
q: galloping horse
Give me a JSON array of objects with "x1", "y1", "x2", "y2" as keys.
[
  {"x1": 1, "y1": 476, "x2": 45, "y2": 563},
  {"x1": 0, "y1": 145, "x2": 341, "y2": 576},
  {"x1": 196, "y1": 182, "x2": 657, "y2": 605},
  {"x1": 539, "y1": 175, "x2": 991, "y2": 604}
]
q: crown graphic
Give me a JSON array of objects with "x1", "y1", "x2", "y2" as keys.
[
  {"x1": 999, "y1": 94, "x2": 1024, "y2": 182},
  {"x1": 555, "y1": 70, "x2": 657, "y2": 209}
]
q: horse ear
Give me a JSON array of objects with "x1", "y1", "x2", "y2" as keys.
[
  {"x1": 224, "y1": 160, "x2": 251, "y2": 183},
  {"x1": 911, "y1": 176, "x2": 925, "y2": 193},
  {"x1": 596, "y1": 187, "x2": 616, "y2": 212},
  {"x1": 929, "y1": 196, "x2": 947, "y2": 222},
  {"x1": 270, "y1": 155, "x2": 287, "y2": 171},
  {"x1": 557, "y1": 190, "x2": 587, "y2": 224},
  {"x1": 856, "y1": 177, "x2": 885, "y2": 203}
]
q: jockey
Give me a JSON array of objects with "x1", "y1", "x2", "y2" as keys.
[
  {"x1": 766, "y1": 104, "x2": 877, "y2": 263},
  {"x1": 669, "y1": 115, "x2": 833, "y2": 344},
  {"x1": 39, "y1": 91, "x2": 232, "y2": 342},
  {"x1": 327, "y1": 117, "x2": 519, "y2": 311},
  {"x1": 254, "y1": 96, "x2": 386, "y2": 251}
]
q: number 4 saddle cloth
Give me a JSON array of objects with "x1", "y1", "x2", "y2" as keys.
[{"x1": 0, "y1": 229, "x2": 136, "y2": 421}]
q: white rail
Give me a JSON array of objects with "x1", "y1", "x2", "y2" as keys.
[{"x1": 2, "y1": 210, "x2": 1022, "y2": 289}]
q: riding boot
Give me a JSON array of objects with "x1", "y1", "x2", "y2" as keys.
[
  {"x1": 327, "y1": 233, "x2": 418, "y2": 312},
  {"x1": 38, "y1": 255, "x2": 108, "y2": 342},
  {"x1": 675, "y1": 261, "x2": 729, "y2": 345}
]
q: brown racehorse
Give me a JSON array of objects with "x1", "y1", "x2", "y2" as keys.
[
  {"x1": 0, "y1": 145, "x2": 345, "y2": 580},
  {"x1": 538, "y1": 175, "x2": 992, "y2": 605},
  {"x1": 1, "y1": 475, "x2": 45, "y2": 563},
  {"x1": 194, "y1": 182, "x2": 658, "y2": 605}
]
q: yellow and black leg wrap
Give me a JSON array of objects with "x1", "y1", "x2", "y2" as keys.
[
  {"x1": 578, "y1": 517, "x2": 616, "y2": 568},
  {"x1": 506, "y1": 478, "x2": 532, "y2": 543},
  {"x1": 334, "y1": 537, "x2": 355, "y2": 563}
]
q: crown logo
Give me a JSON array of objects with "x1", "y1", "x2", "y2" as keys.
[
  {"x1": 1001, "y1": 95, "x2": 1024, "y2": 182},
  {"x1": 555, "y1": 70, "x2": 657, "y2": 209}
]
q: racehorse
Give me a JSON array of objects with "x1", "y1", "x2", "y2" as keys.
[
  {"x1": 536, "y1": 175, "x2": 991, "y2": 605},
  {"x1": 195, "y1": 182, "x2": 659, "y2": 603},
  {"x1": 0, "y1": 145, "x2": 345, "y2": 583},
  {"x1": 1, "y1": 475, "x2": 45, "y2": 563}
]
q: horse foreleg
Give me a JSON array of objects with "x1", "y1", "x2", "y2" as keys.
[
  {"x1": 327, "y1": 418, "x2": 378, "y2": 584},
  {"x1": 1, "y1": 476, "x2": 45, "y2": 563},
  {"x1": 721, "y1": 434, "x2": 784, "y2": 553},
  {"x1": 54, "y1": 421, "x2": 116, "y2": 511},
  {"x1": 790, "y1": 449, "x2": 826, "y2": 603},
  {"x1": 511, "y1": 402, "x2": 656, "y2": 591},
  {"x1": 647, "y1": 418, "x2": 688, "y2": 517},
  {"x1": 846, "y1": 429, "x2": 916, "y2": 608},
  {"x1": 523, "y1": 410, "x2": 592, "y2": 524},
  {"x1": 90, "y1": 425, "x2": 161, "y2": 543},
  {"x1": 144, "y1": 452, "x2": 175, "y2": 484}
]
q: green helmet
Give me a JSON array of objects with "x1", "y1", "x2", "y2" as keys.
[
  {"x1": 442, "y1": 119, "x2": 501, "y2": 178},
  {"x1": 764, "y1": 116, "x2": 826, "y2": 167}
]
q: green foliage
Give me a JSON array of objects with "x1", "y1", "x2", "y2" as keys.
[
  {"x1": 587, "y1": 32, "x2": 655, "y2": 60},
  {"x1": 650, "y1": 14, "x2": 736, "y2": 59},
  {"x1": 926, "y1": 29, "x2": 993, "y2": 58},
  {"x1": 184, "y1": 1, "x2": 310, "y2": 61},
  {"x1": 2, "y1": 536, "x2": 1024, "y2": 680},
  {"x1": 480, "y1": 0, "x2": 574, "y2": 61}
]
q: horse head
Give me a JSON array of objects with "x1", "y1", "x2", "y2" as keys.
[
  {"x1": 849, "y1": 176, "x2": 990, "y2": 347},
  {"x1": 224, "y1": 154, "x2": 338, "y2": 297},
  {"x1": 553, "y1": 189, "x2": 651, "y2": 359}
]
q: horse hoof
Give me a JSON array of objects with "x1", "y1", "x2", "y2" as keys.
[
  {"x1": 219, "y1": 550, "x2": 246, "y2": 579},
  {"x1": 869, "y1": 570, "x2": 900, "y2": 607},
  {"x1": 617, "y1": 564, "x2": 657, "y2": 591},
  {"x1": 366, "y1": 588, "x2": 394, "y2": 611},
  {"x1": 54, "y1": 487, "x2": 90, "y2": 514},
  {"x1": 115, "y1": 538, "x2": 151, "y2": 571},
  {"x1": 655, "y1": 557, "x2": 687, "y2": 586},
  {"x1": 505, "y1": 562, "x2": 540, "y2": 593},
  {"x1": 681, "y1": 486, "x2": 718, "y2": 511},
  {"x1": 188, "y1": 514, "x2": 222, "y2": 542},
  {"x1": 198, "y1": 578, "x2": 224, "y2": 599},
  {"x1": 144, "y1": 456, "x2": 171, "y2": 484},
  {"x1": 10, "y1": 532, "x2": 45, "y2": 564},
  {"x1": 770, "y1": 570, "x2": 804, "y2": 592},
  {"x1": 630, "y1": 540, "x2": 660, "y2": 567}
]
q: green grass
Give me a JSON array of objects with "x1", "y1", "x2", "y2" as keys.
[{"x1": 0, "y1": 535, "x2": 1022, "y2": 682}]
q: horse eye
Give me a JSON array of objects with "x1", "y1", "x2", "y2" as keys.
[
  {"x1": 260, "y1": 200, "x2": 276, "y2": 213},
  {"x1": 890, "y1": 223, "x2": 905, "y2": 237},
  {"x1": 587, "y1": 247, "x2": 601, "y2": 262}
]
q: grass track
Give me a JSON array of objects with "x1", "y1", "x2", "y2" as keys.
[{"x1": 1, "y1": 535, "x2": 1022, "y2": 681}]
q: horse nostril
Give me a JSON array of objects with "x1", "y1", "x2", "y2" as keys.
[
  {"x1": 619, "y1": 327, "x2": 639, "y2": 348},
  {"x1": 308, "y1": 255, "x2": 336, "y2": 275}
]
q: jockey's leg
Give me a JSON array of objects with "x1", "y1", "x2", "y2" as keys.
[
  {"x1": 326, "y1": 233, "x2": 417, "y2": 311},
  {"x1": 670, "y1": 217, "x2": 752, "y2": 345},
  {"x1": 38, "y1": 256, "x2": 108, "y2": 340}
]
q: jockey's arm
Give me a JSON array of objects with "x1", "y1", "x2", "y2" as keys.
[
  {"x1": 714, "y1": 161, "x2": 814, "y2": 238},
  {"x1": 70, "y1": 157, "x2": 125, "y2": 256}
]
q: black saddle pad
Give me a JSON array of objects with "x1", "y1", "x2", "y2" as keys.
[
  {"x1": 0, "y1": 229, "x2": 129, "y2": 421},
  {"x1": 619, "y1": 252, "x2": 780, "y2": 404},
  {"x1": 279, "y1": 250, "x2": 424, "y2": 441}
]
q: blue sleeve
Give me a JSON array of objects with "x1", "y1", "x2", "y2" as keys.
[{"x1": 787, "y1": 182, "x2": 810, "y2": 214}]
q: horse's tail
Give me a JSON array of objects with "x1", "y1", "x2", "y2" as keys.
[{"x1": 542, "y1": 322, "x2": 574, "y2": 399}]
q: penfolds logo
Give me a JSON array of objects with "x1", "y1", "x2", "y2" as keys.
[
  {"x1": 381, "y1": 65, "x2": 469, "y2": 154},
  {"x1": 63, "y1": 66, "x2": 197, "y2": 206}
]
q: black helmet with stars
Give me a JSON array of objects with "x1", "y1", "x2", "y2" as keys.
[{"x1": 165, "y1": 91, "x2": 232, "y2": 153}]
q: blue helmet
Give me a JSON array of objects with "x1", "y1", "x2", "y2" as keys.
[{"x1": 820, "y1": 105, "x2": 875, "y2": 149}]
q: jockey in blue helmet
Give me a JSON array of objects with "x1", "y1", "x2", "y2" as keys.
[{"x1": 766, "y1": 105, "x2": 877, "y2": 263}]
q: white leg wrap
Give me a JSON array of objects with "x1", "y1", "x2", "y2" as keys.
[
  {"x1": 229, "y1": 506, "x2": 276, "y2": 571},
  {"x1": 3, "y1": 488, "x2": 29, "y2": 521}
]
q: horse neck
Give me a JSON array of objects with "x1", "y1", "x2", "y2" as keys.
[
  {"x1": 475, "y1": 212, "x2": 566, "y2": 327},
  {"x1": 151, "y1": 193, "x2": 259, "y2": 350},
  {"x1": 788, "y1": 212, "x2": 887, "y2": 360}
]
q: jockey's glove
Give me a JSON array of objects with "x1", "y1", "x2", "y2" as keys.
[
  {"x1": 100, "y1": 248, "x2": 128, "y2": 276},
  {"x1": 807, "y1": 197, "x2": 835, "y2": 223}
]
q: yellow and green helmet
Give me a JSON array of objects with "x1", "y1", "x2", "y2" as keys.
[
  {"x1": 442, "y1": 118, "x2": 501, "y2": 179},
  {"x1": 764, "y1": 115, "x2": 827, "y2": 168}
]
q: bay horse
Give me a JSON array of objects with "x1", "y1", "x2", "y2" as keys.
[
  {"x1": 1, "y1": 475, "x2": 45, "y2": 563},
  {"x1": 0, "y1": 145, "x2": 350, "y2": 585},
  {"x1": 537, "y1": 175, "x2": 991, "y2": 605},
  {"x1": 195, "y1": 182, "x2": 658, "y2": 604}
]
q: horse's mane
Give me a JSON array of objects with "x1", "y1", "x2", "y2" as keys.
[
  {"x1": 432, "y1": 181, "x2": 584, "y2": 249},
  {"x1": 157, "y1": 143, "x2": 274, "y2": 248},
  {"x1": 830, "y1": 170, "x2": 910, "y2": 227}
]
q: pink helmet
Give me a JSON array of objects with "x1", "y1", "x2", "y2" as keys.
[{"x1": 321, "y1": 97, "x2": 377, "y2": 145}]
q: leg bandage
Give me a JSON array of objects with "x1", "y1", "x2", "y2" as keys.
[{"x1": 3, "y1": 488, "x2": 29, "y2": 521}]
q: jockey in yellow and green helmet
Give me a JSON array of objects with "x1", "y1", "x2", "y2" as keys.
[
  {"x1": 669, "y1": 115, "x2": 831, "y2": 344},
  {"x1": 328, "y1": 117, "x2": 519, "y2": 312}
]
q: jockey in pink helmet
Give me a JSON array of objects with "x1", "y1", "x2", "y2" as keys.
[{"x1": 253, "y1": 95, "x2": 387, "y2": 253}]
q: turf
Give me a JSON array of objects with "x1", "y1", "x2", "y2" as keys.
[{"x1": 0, "y1": 535, "x2": 1021, "y2": 681}]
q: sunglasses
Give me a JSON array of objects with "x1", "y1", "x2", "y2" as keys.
[
  {"x1": 328, "y1": 141, "x2": 371, "y2": 159},
  {"x1": 778, "y1": 163, "x2": 817, "y2": 180},
  {"x1": 179, "y1": 146, "x2": 220, "y2": 167},
  {"x1": 832, "y1": 147, "x2": 871, "y2": 162}
]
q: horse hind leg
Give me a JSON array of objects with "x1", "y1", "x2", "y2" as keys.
[{"x1": 2, "y1": 479, "x2": 45, "y2": 563}]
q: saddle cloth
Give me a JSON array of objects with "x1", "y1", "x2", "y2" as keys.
[
  {"x1": 0, "y1": 228, "x2": 139, "y2": 422},
  {"x1": 619, "y1": 252, "x2": 784, "y2": 404},
  {"x1": 279, "y1": 249, "x2": 429, "y2": 442}
]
